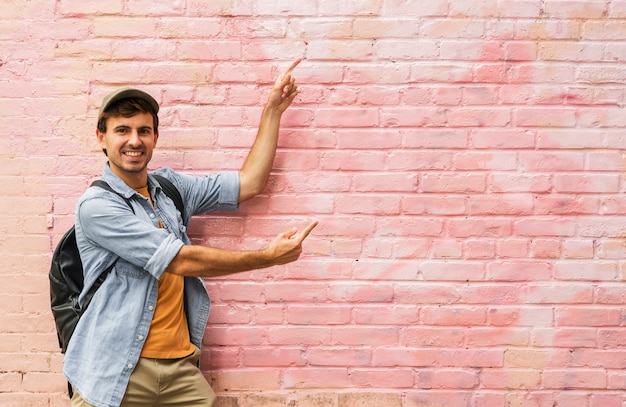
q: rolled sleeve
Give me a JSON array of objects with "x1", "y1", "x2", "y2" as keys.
[
  {"x1": 144, "y1": 234, "x2": 185, "y2": 279},
  {"x1": 77, "y1": 193, "x2": 185, "y2": 282},
  {"x1": 215, "y1": 171, "x2": 240, "y2": 211}
]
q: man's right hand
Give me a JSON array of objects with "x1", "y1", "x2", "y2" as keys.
[{"x1": 266, "y1": 221, "x2": 318, "y2": 265}]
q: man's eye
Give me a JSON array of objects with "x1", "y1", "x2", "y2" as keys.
[{"x1": 116, "y1": 128, "x2": 128, "y2": 134}]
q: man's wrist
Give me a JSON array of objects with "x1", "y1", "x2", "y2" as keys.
[{"x1": 263, "y1": 103, "x2": 283, "y2": 118}]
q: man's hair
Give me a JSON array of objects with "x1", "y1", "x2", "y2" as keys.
[{"x1": 97, "y1": 98, "x2": 159, "y2": 156}]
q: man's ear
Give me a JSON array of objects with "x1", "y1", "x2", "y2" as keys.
[
  {"x1": 154, "y1": 131, "x2": 159, "y2": 146},
  {"x1": 96, "y1": 129, "x2": 105, "y2": 149}
]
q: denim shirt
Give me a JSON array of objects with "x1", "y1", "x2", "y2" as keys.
[{"x1": 63, "y1": 163, "x2": 239, "y2": 407}]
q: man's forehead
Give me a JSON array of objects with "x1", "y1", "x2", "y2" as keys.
[{"x1": 107, "y1": 112, "x2": 154, "y2": 127}]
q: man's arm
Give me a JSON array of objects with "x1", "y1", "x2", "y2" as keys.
[
  {"x1": 165, "y1": 221, "x2": 317, "y2": 277},
  {"x1": 238, "y1": 58, "x2": 302, "y2": 202}
]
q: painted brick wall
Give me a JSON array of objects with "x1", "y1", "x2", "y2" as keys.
[{"x1": 2, "y1": 1, "x2": 626, "y2": 406}]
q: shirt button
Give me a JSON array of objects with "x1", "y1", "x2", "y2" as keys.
[
  {"x1": 148, "y1": 306, "x2": 154, "y2": 311},
  {"x1": 138, "y1": 335, "x2": 144, "y2": 341},
  {"x1": 149, "y1": 213, "x2": 155, "y2": 219},
  {"x1": 127, "y1": 364, "x2": 133, "y2": 369}
]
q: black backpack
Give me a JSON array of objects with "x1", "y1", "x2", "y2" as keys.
[{"x1": 49, "y1": 174, "x2": 184, "y2": 354}]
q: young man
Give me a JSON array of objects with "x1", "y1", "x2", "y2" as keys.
[{"x1": 64, "y1": 59, "x2": 317, "y2": 407}]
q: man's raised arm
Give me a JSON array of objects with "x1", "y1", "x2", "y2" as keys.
[{"x1": 238, "y1": 58, "x2": 302, "y2": 202}]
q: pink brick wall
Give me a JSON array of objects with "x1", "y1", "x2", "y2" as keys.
[{"x1": 2, "y1": 1, "x2": 626, "y2": 406}]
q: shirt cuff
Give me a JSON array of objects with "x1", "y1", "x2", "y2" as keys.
[{"x1": 145, "y1": 234, "x2": 185, "y2": 279}]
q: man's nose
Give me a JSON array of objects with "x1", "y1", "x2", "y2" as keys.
[{"x1": 128, "y1": 130, "x2": 141, "y2": 145}]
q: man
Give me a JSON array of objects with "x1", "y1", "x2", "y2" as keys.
[{"x1": 64, "y1": 59, "x2": 317, "y2": 407}]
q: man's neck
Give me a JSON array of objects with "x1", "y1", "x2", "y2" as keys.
[{"x1": 109, "y1": 163, "x2": 148, "y2": 189}]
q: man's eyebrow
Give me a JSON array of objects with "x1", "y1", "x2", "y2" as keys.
[{"x1": 112, "y1": 125, "x2": 153, "y2": 131}]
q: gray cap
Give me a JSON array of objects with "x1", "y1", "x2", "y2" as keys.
[{"x1": 98, "y1": 87, "x2": 159, "y2": 118}]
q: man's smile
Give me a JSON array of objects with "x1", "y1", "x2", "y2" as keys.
[{"x1": 124, "y1": 151, "x2": 144, "y2": 157}]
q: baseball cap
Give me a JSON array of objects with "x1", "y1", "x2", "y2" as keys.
[{"x1": 98, "y1": 87, "x2": 159, "y2": 118}]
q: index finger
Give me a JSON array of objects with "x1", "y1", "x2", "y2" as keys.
[
  {"x1": 283, "y1": 58, "x2": 302, "y2": 77},
  {"x1": 295, "y1": 220, "x2": 318, "y2": 243}
]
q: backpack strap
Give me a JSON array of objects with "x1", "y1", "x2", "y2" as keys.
[
  {"x1": 152, "y1": 174, "x2": 186, "y2": 224},
  {"x1": 90, "y1": 180, "x2": 135, "y2": 213},
  {"x1": 91, "y1": 176, "x2": 185, "y2": 222},
  {"x1": 84, "y1": 180, "x2": 135, "y2": 304}
]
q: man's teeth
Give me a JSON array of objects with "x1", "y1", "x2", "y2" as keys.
[{"x1": 125, "y1": 151, "x2": 142, "y2": 157}]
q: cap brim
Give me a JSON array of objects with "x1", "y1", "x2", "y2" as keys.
[{"x1": 98, "y1": 88, "x2": 159, "y2": 118}]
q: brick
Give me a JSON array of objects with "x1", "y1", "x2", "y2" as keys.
[
  {"x1": 464, "y1": 239, "x2": 496, "y2": 259},
  {"x1": 204, "y1": 326, "x2": 268, "y2": 346},
  {"x1": 482, "y1": 368, "x2": 542, "y2": 389},
  {"x1": 285, "y1": 305, "x2": 351, "y2": 325},
  {"x1": 242, "y1": 347, "x2": 306, "y2": 367},
  {"x1": 533, "y1": 195, "x2": 599, "y2": 215},
  {"x1": 381, "y1": 0, "x2": 447, "y2": 16},
  {"x1": 516, "y1": 107, "x2": 578, "y2": 127},
  {"x1": 353, "y1": 305, "x2": 419, "y2": 325},
  {"x1": 554, "y1": 261, "x2": 617, "y2": 281},
  {"x1": 526, "y1": 283, "x2": 593, "y2": 304},
  {"x1": 339, "y1": 393, "x2": 401, "y2": 407},
  {"x1": 332, "y1": 326, "x2": 399, "y2": 346},
  {"x1": 349, "y1": 368, "x2": 414, "y2": 388},
  {"x1": 381, "y1": 107, "x2": 446, "y2": 127},
  {"x1": 351, "y1": 260, "x2": 417, "y2": 280},
  {"x1": 419, "y1": 261, "x2": 486, "y2": 281},
  {"x1": 546, "y1": 2, "x2": 607, "y2": 19},
  {"x1": 472, "y1": 129, "x2": 535, "y2": 149},
  {"x1": 375, "y1": 39, "x2": 439, "y2": 60},
  {"x1": 59, "y1": 0, "x2": 122, "y2": 15},
  {"x1": 124, "y1": 0, "x2": 185, "y2": 16},
  {"x1": 211, "y1": 369, "x2": 281, "y2": 391},
  {"x1": 269, "y1": 194, "x2": 334, "y2": 214},
  {"x1": 589, "y1": 394, "x2": 621, "y2": 407},
  {"x1": 0, "y1": 372, "x2": 21, "y2": 392},
  {"x1": 598, "y1": 329, "x2": 626, "y2": 348},
  {"x1": 307, "y1": 347, "x2": 371, "y2": 367},
  {"x1": 328, "y1": 282, "x2": 393, "y2": 303},
  {"x1": 530, "y1": 239, "x2": 562, "y2": 259},
  {"x1": 335, "y1": 194, "x2": 401, "y2": 215},
  {"x1": 421, "y1": 306, "x2": 486, "y2": 326},
  {"x1": 288, "y1": 392, "x2": 337, "y2": 407},
  {"x1": 504, "y1": 349, "x2": 570, "y2": 369},
  {"x1": 488, "y1": 306, "x2": 553, "y2": 327},
  {"x1": 23, "y1": 372, "x2": 67, "y2": 392},
  {"x1": 0, "y1": 393, "x2": 50, "y2": 407},
  {"x1": 438, "y1": 349, "x2": 504, "y2": 368},
  {"x1": 416, "y1": 368, "x2": 478, "y2": 389},
  {"x1": 543, "y1": 369, "x2": 607, "y2": 389},
  {"x1": 405, "y1": 391, "x2": 472, "y2": 407},
  {"x1": 402, "y1": 327, "x2": 464, "y2": 347},
  {"x1": 466, "y1": 328, "x2": 531, "y2": 346},
  {"x1": 403, "y1": 195, "x2": 466, "y2": 215},
  {"x1": 268, "y1": 326, "x2": 332, "y2": 346},
  {"x1": 487, "y1": 261, "x2": 552, "y2": 281},
  {"x1": 538, "y1": 41, "x2": 603, "y2": 62},
  {"x1": 468, "y1": 194, "x2": 533, "y2": 215},
  {"x1": 533, "y1": 327, "x2": 597, "y2": 347},
  {"x1": 283, "y1": 368, "x2": 348, "y2": 389}
]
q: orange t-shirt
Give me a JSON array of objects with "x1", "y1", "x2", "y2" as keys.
[{"x1": 135, "y1": 186, "x2": 195, "y2": 359}]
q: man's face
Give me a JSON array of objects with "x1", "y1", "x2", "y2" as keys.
[{"x1": 96, "y1": 112, "x2": 158, "y2": 183}]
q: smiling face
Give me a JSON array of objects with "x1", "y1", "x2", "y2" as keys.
[{"x1": 96, "y1": 112, "x2": 159, "y2": 188}]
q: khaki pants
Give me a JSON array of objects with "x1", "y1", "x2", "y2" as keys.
[{"x1": 72, "y1": 347, "x2": 216, "y2": 407}]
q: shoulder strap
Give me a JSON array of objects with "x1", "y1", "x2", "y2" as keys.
[
  {"x1": 152, "y1": 174, "x2": 185, "y2": 223},
  {"x1": 90, "y1": 180, "x2": 134, "y2": 213},
  {"x1": 91, "y1": 177, "x2": 185, "y2": 221}
]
